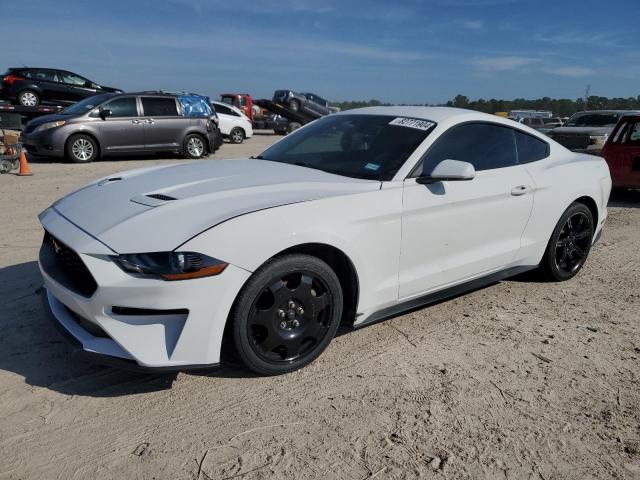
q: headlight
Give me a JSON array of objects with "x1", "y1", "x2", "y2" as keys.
[
  {"x1": 36, "y1": 120, "x2": 65, "y2": 132},
  {"x1": 111, "y1": 252, "x2": 228, "y2": 280},
  {"x1": 589, "y1": 134, "x2": 608, "y2": 145}
]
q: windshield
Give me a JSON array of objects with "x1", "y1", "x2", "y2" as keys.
[
  {"x1": 566, "y1": 113, "x2": 621, "y2": 127},
  {"x1": 257, "y1": 114, "x2": 435, "y2": 181},
  {"x1": 61, "y1": 94, "x2": 114, "y2": 115}
]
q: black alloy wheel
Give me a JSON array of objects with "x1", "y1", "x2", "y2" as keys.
[
  {"x1": 232, "y1": 254, "x2": 343, "y2": 375},
  {"x1": 542, "y1": 202, "x2": 594, "y2": 281}
]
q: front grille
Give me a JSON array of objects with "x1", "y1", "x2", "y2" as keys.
[
  {"x1": 39, "y1": 231, "x2": 98, "y2": 297},
  {"x1": 552, "y1": 133, "x2": 590, "y2": 150}
]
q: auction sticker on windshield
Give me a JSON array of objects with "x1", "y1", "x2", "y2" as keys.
[{"x1": 389, "y1": 117, "x2": 435, "y2": 131}]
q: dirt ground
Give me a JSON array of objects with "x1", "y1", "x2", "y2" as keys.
[{"x1": 0, "y1": 132, "x2": 639, "y2": 480}]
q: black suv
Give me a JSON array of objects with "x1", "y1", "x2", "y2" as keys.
[
  {"x1": 272, "y1": 90, "x2": 332, "y2": 117},
  {"x1": 1, "y1": 68, "x2": 122, "y2": 108}
]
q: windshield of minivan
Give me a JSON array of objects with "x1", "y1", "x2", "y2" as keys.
[
  {"x1": 566, "y1": 113, "x2": 621, "y2": 127},
  {"x1": 61, "y1": 94, "x2": 114, "y2": 115},
  {"x1": 257, "y1": 114, "x2": 435, "y2": 181}
]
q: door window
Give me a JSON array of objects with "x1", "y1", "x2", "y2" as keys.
[
  {"x1": 626, "y1": 122, "x2": 640, "y2": 143},
  {"x1": 100, "y1": 97, "x2": 138, "y2": 117},
  {"x1": 26, "y1": 70, "x2": 58, "y2": 82},
  {"x1": 60, "y1": 72, "x2": 87, "y2": 86},
  {"x1": 214, "y1": 104, "x2": 236, "y2": 116},
  {"x1": 515, "y1": 130, "x2": 549, "y2": 163},
  {"x1": 416, "y1": 123, "x2": 518, "y2": 175},
  {"x1": 141, "y1": 97, "x2": 179, "y2": 116}
]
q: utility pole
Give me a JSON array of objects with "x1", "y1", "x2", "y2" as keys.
[{"x1": 584, "y1": 85, "x2": 591, "y2": 110}]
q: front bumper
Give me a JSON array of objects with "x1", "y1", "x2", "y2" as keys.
[
  {"x1": 39, "y1": 209, "x2": 251, "y2": 369},
  {"x1": 21, "y1": 127, "x2": 65, "y2": 157}
]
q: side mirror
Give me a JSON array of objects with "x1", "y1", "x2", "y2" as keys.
[
  {"x1": 99, "y1": 108, "x2": 112, "y2": 120},
  {"x1": 416, "y1": 159, "x2": 476, "y2": 184}
]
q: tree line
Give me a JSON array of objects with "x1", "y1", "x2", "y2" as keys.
[{"x1": 332, "y1": 95, "x2": 640, "y2": 117}]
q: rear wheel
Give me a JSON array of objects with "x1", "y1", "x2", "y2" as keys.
[
  {"x1": 229, "y1": 127, "x2": 245, "y2": 144},
  {"x1": 232, "y1": 254, "x2": 343, "y2": 375},
  {"x1": 183, "y1": 134, "x2": 207, "y2": 159},
  {"x1": 66, "y1": 134, "x2": 99, "y2": 163},
  {"x1": 18, "y1": 90, "x2": 39, "y2": 107},
  {"x1": 288, "y1": 99, "x2": 300, "y2": 112},
  {"x1": 541, "y1": 202, "x2": 594, "y2": 281}
]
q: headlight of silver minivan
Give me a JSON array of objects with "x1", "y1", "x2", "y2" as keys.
[{"x1": 36, "y1": 120, "x2": 66, "y2": 132}]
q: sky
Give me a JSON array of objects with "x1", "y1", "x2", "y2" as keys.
[{"x1": 3, "y1": 0, "x2": 639, "y2": 104}]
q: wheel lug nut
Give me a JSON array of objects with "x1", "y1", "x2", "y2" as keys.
[
  {"x1": 293, "y1": 319, "x2": 300, "y2": 327},
  {"x1": 277, "y1": 309, "x2": 285, "y2": 318},
  {"x1": 288, "y1": 301, "x2": 296, "y2": 309},
  {"x1": 296, "y1": 307, "x2": 304, "y2": 315},
  {"x1": 280, "y1": 321, "x2": 287, "y2": 329}
]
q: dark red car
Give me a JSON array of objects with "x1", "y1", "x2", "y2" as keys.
[{"x1": 602, "y1": 115, "x2": 640, "y2": 189}]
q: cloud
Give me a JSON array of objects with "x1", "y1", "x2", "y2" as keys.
[
  {"x1": 533, "y1": 31, "x2": 620, "y2": 48},
  {"x1": 545, "y1": 67, "x2": 594, "y2": 77},
  {"x1": 458, "y1": 20, "x2": 485, "y2": 31},
  {"x1": 473, "y1": 56, "x2": 540, "y2": 71}
]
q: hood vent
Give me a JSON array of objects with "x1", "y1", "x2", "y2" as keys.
[{"x1": 146, "y1": 193, "x2": 177, "y2": 201}]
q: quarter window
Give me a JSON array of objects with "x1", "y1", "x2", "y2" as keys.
[
  {"x1": 416, "y1": 123, "x2": 518, "y2": 175},
  {"x1": 141, "y1": 97, "x2": 179, "y2": 117},
  {"x1": 515, "y1": 130, "x2": 549, "y2": 163}
]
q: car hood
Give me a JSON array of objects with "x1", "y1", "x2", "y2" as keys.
[
  {"x1": 551, "y1": 126, "x2": 612, "y2": 136},
  {"x1": 44, "y1": 159, "x2": 380, "y2": 254},
  {"x1": 99, "y1": 85, "x2": 122, "y2": 93}
]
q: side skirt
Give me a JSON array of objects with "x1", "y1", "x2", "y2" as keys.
[{"x1": 354, "y1": 265, "x2": 536, "y2": 329}]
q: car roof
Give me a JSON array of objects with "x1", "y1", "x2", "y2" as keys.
[
  {"x1": 211, "y1": 101, "x2": 244, "y2": 115},
  {"x1": 336, "y1": 106, "x2": 511, "y2": 124},
  {"x1": 571, "y1": 110, "x2": 640, "y2": 115}
]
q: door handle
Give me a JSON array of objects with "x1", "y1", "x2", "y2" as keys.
[
  {"x1": 511, "y1": 185, "x2": 531, "y2": 196},
  {"x1": 131, "y1": 119, "x2": 141, "y2": 124},
  {"x1": 144, "y1": 119, "x2": 155, "y2": 124}
]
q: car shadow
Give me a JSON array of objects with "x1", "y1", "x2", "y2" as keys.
[
  {"x1": 608, "y1": 188, "x2": 640, "y2": 208},
  {"x1": 25, "y1": 152, "x2": 195, "y2": 164},
  {"x1": 0, "y1": 261, "x2": 261, "y2": 397}
]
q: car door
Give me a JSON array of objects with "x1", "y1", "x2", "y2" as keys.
[
  {"x1": 399, "y1": 122, "x2": 534, "y2": 299},
  {"x1": 25, "y1": 69, "x2": 65, "y2": 104},
  {"x1": 313, "y1": 94, "x2": 330, "y2": 115},
  {"x1": 607, "y1": 119, "x2": 640, "y2": 187},
  {"x1": 57, "y1": 71, "x2": 98, "y2": 103},
  {"x1": 139, "y1": 96, "x2": 184, "y2": 150},
  {"x1": 90, "y1": 96, "x2": 145, "y2": 152}
]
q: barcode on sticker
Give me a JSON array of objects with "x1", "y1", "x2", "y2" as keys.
[{"x1": 389, "y1": 117, "x2": 435, "y2": 131}]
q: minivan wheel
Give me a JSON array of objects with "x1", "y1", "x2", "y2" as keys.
[
  {"x1": 18, "y1": 90, "x2": 40, "y2": 107},
  {"x1": 232, "y1": 254, "x2": 343, "y2": 375},
  {"x1": 66, "y1": 134, "x2": 99, "y2": 163},
  {"x1": 229, "y1": 127, "x2": 245, "y2": 144},
  {"x1": 183, "y1": 134, "x2": 207, "y2": 159}
]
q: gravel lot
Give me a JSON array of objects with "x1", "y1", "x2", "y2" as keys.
[{"x1": 0, "y1": 133, "x2": 639, "y2": 479}]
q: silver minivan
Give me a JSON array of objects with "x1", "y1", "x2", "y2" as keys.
[{"x1": 21, "y1": 92, "x2": 222, "y2": 162}]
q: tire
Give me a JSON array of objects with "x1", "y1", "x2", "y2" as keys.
[
  {"x1": 231, "y1": 254, "x2": 343, "y2": 375},
  {"x1": 229, "y1": 127, "x2": 245, "y2": 144},
  {"x1": 66, "y1": 134, "x2": 99, "y2": 163},
  {"x1": 17, "y1": 90, "x2": 40, "y2": 107},
  {"x1": 541, "y1": 202, "x2": 594, "y2": 281},
  {"x1": 274, "y1": 128, "x2": 286, "y2": 135},
  {"x1": 286, "y1": 122, "x2": 302, "y2": 135},
  {"x1": 183, "y1": 134, "x2": 207, "y2": 159},
  {"x1": 288, "y1": 99, "x2": 300, "y2": 112}
]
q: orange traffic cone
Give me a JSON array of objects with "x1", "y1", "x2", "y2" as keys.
[{"x1": 17, "y1": 150, "x2": 33, "y2": 176}]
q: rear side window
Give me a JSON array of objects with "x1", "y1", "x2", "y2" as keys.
[
  {"x1": 141, "y1": 97, "x2": 179, "y2": 117},
  {"x1": 103, "y1": 97, "x2": 138, "y2": 117},
  {"x1": 515, "y1": 130, "x2": 549, "y2": 163},
  {"x1": 25, "y1": 70, "x2": 57, "y2": 81},
  {"x1": 214, "y1": 104, "x2": 233, "y2": 115},
  {"x1": 417, "y1": 123, "x2": 518, "y2": 175}
]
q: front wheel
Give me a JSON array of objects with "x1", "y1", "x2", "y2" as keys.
[
  {"x1": 541, "y1": 202, "x2": 594, "y2": 281},
  {"x1": 232, "y1": 254, "x2": 343, "y2": 375},
  {"x1": 183, "y1": 134, "x2": 207, "y2": 159},
  {"x1": 66, "y1": 134, "x2": 99, "y2": 163}
]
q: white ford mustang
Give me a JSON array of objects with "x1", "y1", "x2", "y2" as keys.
[{"x1": 38, "y1": 107, "x2": 611, "y2": 375}]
